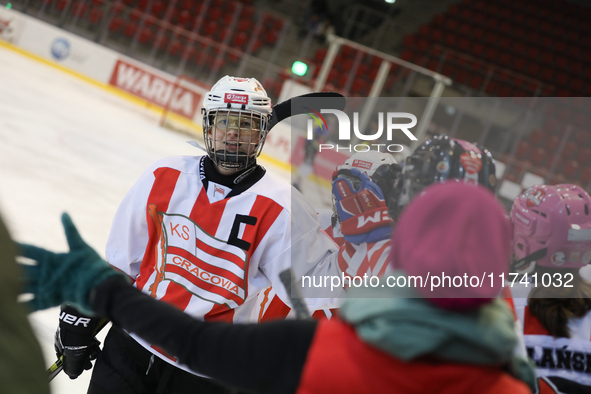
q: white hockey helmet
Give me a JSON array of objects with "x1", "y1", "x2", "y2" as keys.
[
  {"x1": 202, "y1": 76, "x2": 272, "y2": 171},
  {"x1": 332, "y1": 151, "x2": 400, "y2": 223},
  {"x1": 339, "y1": 151, "x2": 397, "y2": 177}
]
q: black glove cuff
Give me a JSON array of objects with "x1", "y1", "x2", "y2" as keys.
[{"x1": 59, "y1": 305, "x2": 101, "y2": 346}]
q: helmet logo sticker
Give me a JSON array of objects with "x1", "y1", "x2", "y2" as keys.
[
  {"x1": 253, "y1": 81, "x2": 264, "y2": 92},
  {"x1": 569, "y1": 252, "x2": 580, "y2": 263},
  {"x1": 489, "y1": 174, "x2": 497, "y2": 187},
  {"x1": 352, "y1": 159, "x2": 373, "y2": 170},
  {"x1": 523, "y1": 188, "x2": 545, "y2": 207},
  {"x1": 460, "y1": 152, "x2": 481, "y2": 185},
  {"x1": 453, "y1": 139, "x2": 483, "y2": 154},
  {"x1": 436, "y1": 160, "x2": 449, "y2": 173},
  {"x1": 513, "y1": 212, "x2": 531, "y2": 226},
  {"x1": 551, "y1": 251, "x2": 566, "y2": 266},
  {"x1": 224, "y1": 93, "x2": 248, "y2": 104},
  {"x1": 459, "y1": 152, "x2": 482, "y2": 174}
]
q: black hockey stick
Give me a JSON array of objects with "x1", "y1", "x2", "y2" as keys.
[
  {"x1": 47, "y1": 318, "x2": 109, "y2": 381},
  {"x1": 279, "y1": 269, "x2": 310, "y2": 320},
  {"x1": 268, "y1": 92, "x2": 346, "y2": 131}
]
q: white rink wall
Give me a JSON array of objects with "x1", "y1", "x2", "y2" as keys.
[{"x1": 0, "y1": 7, "x2": 292, "y2": 167}]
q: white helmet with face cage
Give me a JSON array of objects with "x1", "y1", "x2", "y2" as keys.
[{"x1": 202, "y1": 76, "x2": 272, "y2": 170}]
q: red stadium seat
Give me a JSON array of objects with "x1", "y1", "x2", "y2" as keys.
[
  {"x1": 237, "y1": 19, "x2": 254, "y2": 33},
  {"x1": 351, "y1": 79, "x2": 369, "y2": 96},
  {"x1": 563, "y1": 160, "x2": 580, "y2": 180},
  {"x1": 241, "y1": 6, "x2": 255, "y2": 19},
  {"x1": 129, "y1": 9, "x2": 142, "y2": 22},
  {"x1": 580, "y1": 167, "x2": 591, "y2": 185},
  {"x1": 274, "y1": 18, "x2": 284, "y2": 31},
  {"x1": 56, "y1": 0, "x2": 68, "y2": 11},
  {"x1": 264, "y1": 30, "x2": 279, "y2": 45},
  {"x1": 248, "y1": 39, "x2": 262, "y2": 54},
  {"x1": 153, "y1": 35, "x2": 168, "y2": 51},
  {"x1": 530, "y1": 147, "x2": 547, "y2": 166},
  {"x1": 209, "y1": 57, "x2": 226, "y2": 71},
  {"x1": 314, "y1": 48, "x2": 327, "y2": 64},
  {"x1": 577, "y1": 148, "x2": 591, "y2": 166},
  {"x1": 150, "y1": 1, "x2": 166, "y2": 17},
  {"x1": 547, "y1": 153, "x2": 564, "y2": 170},
  {"x1": 355, "y1": 64, "x2": 369, "y2": 78},
  {"x1": 233, "y1": 32, "x2": 248, "y2": 49},
  {"x1": 216, "y1": 27, "x2": 230, "y2": 42},
  {"x1": 209, "y1": 7, "x2": 223, "y2": 21},
  {"x1": 195, "y1": 51, "x2": 212, "y2": 67},
  {"x1": 179, "y1": 0, "x2": 194, "y2": 11},
  {"x1": 327, "y1": 69, "x2": 341, "y2": 86},
  {"x1": 529, "y1": 129, "x2": 544, "y2": 146},
  {"x1": 204, "y1": 21, "x2": 218, "y2": 37},
  {"x1": 108, "y1": 16, "x2": 125, "y2": 33},
  {"x1": 88, "y1": 7, "x2": 104, "y2": 25},
  {"x1": 167, "y1": 39, "x2": 183, "y2": 56},
  {"x1": 575, "y1": 130, "x2": 591, "y2": 146},
  {"x1": 177, "y1": 10, "x2": 191, "y2": 27},
  {"x1": 138, "y1": 28, "x2": 153, "y2": 44},
  {"x1": 562, "y1": 142, "x2": 578, "y2": 160},
  {"x1": 545, "y1": 135, "x2": 561, "y2": 151},
  {"x1": 123, "y1": 22, "x2": 139, "y2": 38},
  {"x1": 516, "y1": 140, "x2": 531, "y2": 159},
  {"x1": 71, "y1": 1, "x2": 88, "y2": 17},
  {"x1": 469, "y1": 74, "x2": 484, "y2": 90}
]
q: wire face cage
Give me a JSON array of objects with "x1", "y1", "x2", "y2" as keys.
[{"x1": 203, "y1": 108, "x2": 270, "y2": 170}]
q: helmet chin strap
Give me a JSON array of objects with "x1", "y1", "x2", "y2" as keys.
[
  {"x1": 512, "y1": 247, "x2": 547, "y2": 272},
  {"x1": 214, "y1": 149, "x2": 252, "y2": 170},
  {"x1": 186, "y1": 140, "x2": 207, "y2": 153}
]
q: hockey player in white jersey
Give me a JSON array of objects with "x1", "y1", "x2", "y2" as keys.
[
  {"x1": 257, "y1": 150, "x2": 401, "y2": 321},
  {"x1": 55, "y1": 76, "x2": 347, "y2": 393}
]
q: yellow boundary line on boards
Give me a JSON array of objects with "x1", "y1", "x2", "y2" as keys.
[{"x1": 0, "y1": 38, "x2": 293, "y2": 173}]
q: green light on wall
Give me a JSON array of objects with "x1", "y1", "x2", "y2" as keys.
[{"x1": 291, "y1": 61, "x2": 308, "y2": 76}]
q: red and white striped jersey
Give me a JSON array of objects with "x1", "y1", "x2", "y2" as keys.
[
  {"x1": 256, "y1": 209, "x2": 391, "y2": 322},
  {"x1": 106, "y1": 155, "x2": 344, "y2": 373}
]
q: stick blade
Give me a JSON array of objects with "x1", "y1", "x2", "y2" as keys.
[{"x1": 269, "y1": 92, "x2": 345, "y2": 130}]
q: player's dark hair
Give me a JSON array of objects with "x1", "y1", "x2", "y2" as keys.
[{"x1": 527, "y1": 266, "x2": 591, "y2": 338}]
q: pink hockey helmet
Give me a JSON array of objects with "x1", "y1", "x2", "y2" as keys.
[{"x1": 510, "y1": 184, "x2": 591, "y2": 271}]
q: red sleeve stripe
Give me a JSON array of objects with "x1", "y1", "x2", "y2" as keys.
[{"x1": 260, "y1": 295, "x2": 292, "y2": 322}]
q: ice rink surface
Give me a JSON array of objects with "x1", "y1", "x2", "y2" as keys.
[{"x1": 0, "y1": 44, "x2": 292, "y2": 392}]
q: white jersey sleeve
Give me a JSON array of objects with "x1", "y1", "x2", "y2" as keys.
[
  {"x1": 105, "y1": 158, "x2": 169, "y2": 279},
  {"x1": 255, "y1": 185, "x2": 345, "y2": 310}
]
